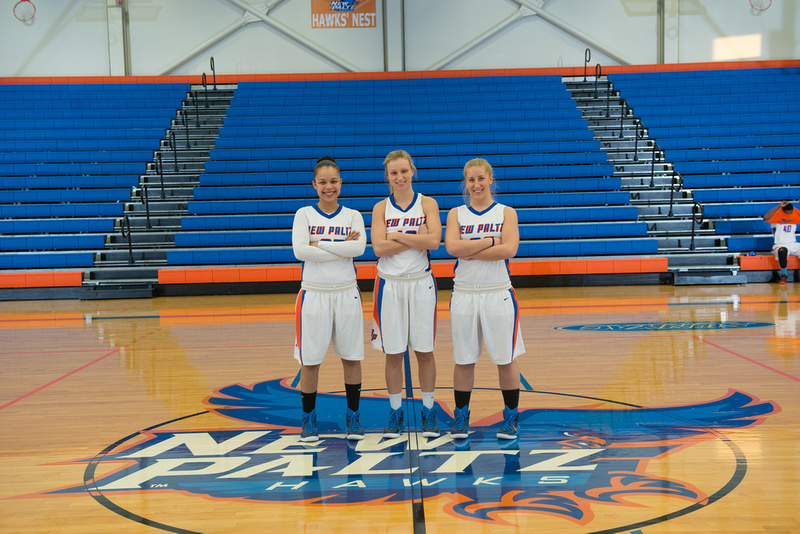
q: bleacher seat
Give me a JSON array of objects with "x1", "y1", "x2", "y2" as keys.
[
  {"x1": 0, "y1": 82, "x2": 189, "y2": 273},
  {"x1": 609, "y1": 67, "x2": 800, "y2": 266},
  {"x1": 169, "y1": 74, "x2": 660, "y2": 268}
]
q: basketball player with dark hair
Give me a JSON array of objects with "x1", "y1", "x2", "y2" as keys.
[{"x1": 292, "y1": 156, "x2": 367, "y2": 442}]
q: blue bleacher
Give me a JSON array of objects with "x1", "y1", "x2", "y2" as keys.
[
  {"x1": 727, "y1": 236, "x2": 774, "y2": 252},
  {"x1": 1, "y1": 235, "x2": 106, "y2": 251},
  {"x1": 0, "y1": 175, "x2": 140, "y2": 189},
  {"x1": 10, "y1": 69, "x2": 795, "y2": 274},
  {"x1": 187, "y1": 192, "x2": 630, "y2": 218},
  {"x1": 180, "y1": 206, "x2": 641, "y2": 232},
  {"x1": 609, "y1": 68, "x2": 799, "y2": 262},
  {"x1": 166, "y1": 237, "x2": 658, "y2": 266},
  {"x1": 193, "y1": 178, "x2": 621, "y2": 201},
  {"x1": 169, "y1": 74, "x2": 655, "y2": 267},
  {"x1": 215, "y1": 129, "x2": 594, "y2": 149},
  {"x1": 0, "y1": 82, "x2": 189, "y2": 266},
  {"x1": 0, "y1": 252, "x2": 95, "y2": 269},
  {"x1": 714, "y1": 219, "x2": 771, "y2": 235},
  {"x1": 693, "y1": 187, "x2": 800, "y2": 203},
  {"x1": 0, "y1": 218, "x2": 114, "y2": 234}
]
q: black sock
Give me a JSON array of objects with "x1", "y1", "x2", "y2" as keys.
[
  {"x1": 502, "y1": 389, "x2": 520, "y2": 411},
  {"x1": 454, "y1": 390, "x2": 472, "y2": 409},
  {"x1": 301, "y1": 391, "x2": 317, "y2": 414},
  {"x1": 345, "y1": 383, "x2": 361, "y2": 412},
  {"x1": 778, "y1": 247, "x2": 788, "y2": 269}
]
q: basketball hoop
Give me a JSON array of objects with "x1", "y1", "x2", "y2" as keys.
[
  {"x1": 750, "y1": 0, "x2": 772, "y2": 16},
  {"x1": 13, "y1": 0, "x2": 36, "y2": 25}
]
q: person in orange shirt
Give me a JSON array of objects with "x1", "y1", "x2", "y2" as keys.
[{"x1": 763, "y1": 200, "x2": 800, "y2": 285}]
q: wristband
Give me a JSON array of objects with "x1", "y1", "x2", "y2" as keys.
[{"x1": 490, "y1": 236, "x2": 495, "y2": 247}]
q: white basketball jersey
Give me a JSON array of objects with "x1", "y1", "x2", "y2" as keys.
[
  {"x1": 377, "y1": 192, "x2": 431, "y2": 276},
  {"x1": 453, "y1": 202, "x2": 510, "y2": 287},
  {"x1": 772, "y1": 223, "x2": 797, "y2": 245},
  {"x1": 292, "y1": 205, "x2": 364, "y2": 287}
]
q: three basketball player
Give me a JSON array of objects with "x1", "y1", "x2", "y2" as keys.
[{"x1": 292, "y1": 153, "x2": 524, "y2": 441}]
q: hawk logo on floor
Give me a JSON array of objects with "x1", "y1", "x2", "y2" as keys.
[{"x1": 47, "y1": 379, "x2": 778, "y2": 528}]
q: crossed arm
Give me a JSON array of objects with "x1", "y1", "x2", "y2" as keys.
[
  {"x1": 444, "y1": 206, "x2": 519, "y2": 260},
  {"x1": 292, "y1": 210, "x2": 366, "y2": 262},
  {"x1": 371, "y1": 196, "x2": 442, "y2": 257}
]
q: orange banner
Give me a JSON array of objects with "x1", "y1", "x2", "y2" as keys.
[{"x1": 311, "y1": 0, "x2": 376, "y2": 28}]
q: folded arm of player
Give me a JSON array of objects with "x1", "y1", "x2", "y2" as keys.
[
  {"x1": 385, "y1": 196, "x2": 442, "y2": 252},
  {"x1": 292, "y1": 209, "x2": 346, "y2": 262},
  {"x1": 444, "y1": 206, "x2": 519, "y2": 261},
  {"x1": 316, "y1": 211, "x2": 367, "y2": 258}
]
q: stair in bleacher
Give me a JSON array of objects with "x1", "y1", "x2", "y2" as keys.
[
  {"x1": 82, "y1": 84, "x2": 236, "y2": 297},
  {"x1": 607, "y1": 66, "x2": 800, "y2": 284}
]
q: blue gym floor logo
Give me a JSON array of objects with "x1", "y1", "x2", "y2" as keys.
[
  {"x1": 46, "y1": 380, "x2": 777, "y2": 529},
  {"x1": 556, "y1": 321, "x2": 773, "y2": 331}
]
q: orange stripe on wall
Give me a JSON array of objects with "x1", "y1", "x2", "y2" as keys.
[{"x1": 2, "y1": 60, "x2": 799, "y2": 85}]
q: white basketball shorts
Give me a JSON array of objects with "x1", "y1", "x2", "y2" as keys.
[
  {"x1": 450, "y1": 286, "x2": 525, "y2": 365},
  {"x1": 371, "y1": 272, "x2": 437, "y2": 355},
  {"x1": 294, "y1": 286, "x2": 365, "y2": 366}
]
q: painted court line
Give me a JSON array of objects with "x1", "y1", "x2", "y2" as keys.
[
  {"x1": 694, "y1": 335, "x2": 800, "y2": 383},
  {"x1": 0, "y1": 348, "x2": 120, "y2": 411}
]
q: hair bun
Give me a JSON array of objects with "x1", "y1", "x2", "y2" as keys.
[{"x1": 317, "y1": 155, "x2": 336, "y2": 164}]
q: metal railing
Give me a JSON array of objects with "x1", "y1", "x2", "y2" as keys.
[
  {"x1": 121, "y1": 215, "x2": 134, "y2": 265},
  {"x1": 193, "y1": 90, "x2": 200, "y2": 126},
  {"x1": 650, "y1": 143, "x2": 661, "y2": 187},
  {"x1": 690, "y1": 203, "x2": 704, "y2": 250},
  {"x1": 167, "y1": 130, "x2": 178, "y2": 172},
  {"x1": 181, "y1": 110, "x2": 190, "y2": 149},
  {"x1": 668, "y1": 171, "x2": 683, "y2": 218},
  {"x1": 583, "y1": 48, "x2": 591, "y2": 81},
  {"x1": 210, "y1": 56, "x2": 217, "y2": 89},
  {"x1": 155, "y1": 152, "x2": 165, "y2": 199},
  {"x1": 618, "y1": 100, "x2": 628, "y2": 139},
  {"x1": 593, "y1": 63, "x2": 602, "y2": 98},
  {"x1": 140, "y1": 182, "x2": 152, "y2": 229},
  {"x1": 633, "y1": 120, "x2": 642, "y2": 161}
]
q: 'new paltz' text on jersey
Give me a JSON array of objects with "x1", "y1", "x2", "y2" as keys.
[
  {"x1": 453, "y1": 202, "x2": 510, "y2": 287},
  {"x1": 292, "y1": 205, "x2": 366, "y2": 288},
  {"x1": 377, "y1": 192, "x2": 431, "y2": 277}
]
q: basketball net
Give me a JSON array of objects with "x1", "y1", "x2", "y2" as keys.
[
  {"x1": 13, "y1": 0, "x2": 36, "y2": 25},
  {"x1": 750, "y1": 0, "x2": 772, "y2": 16}
]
